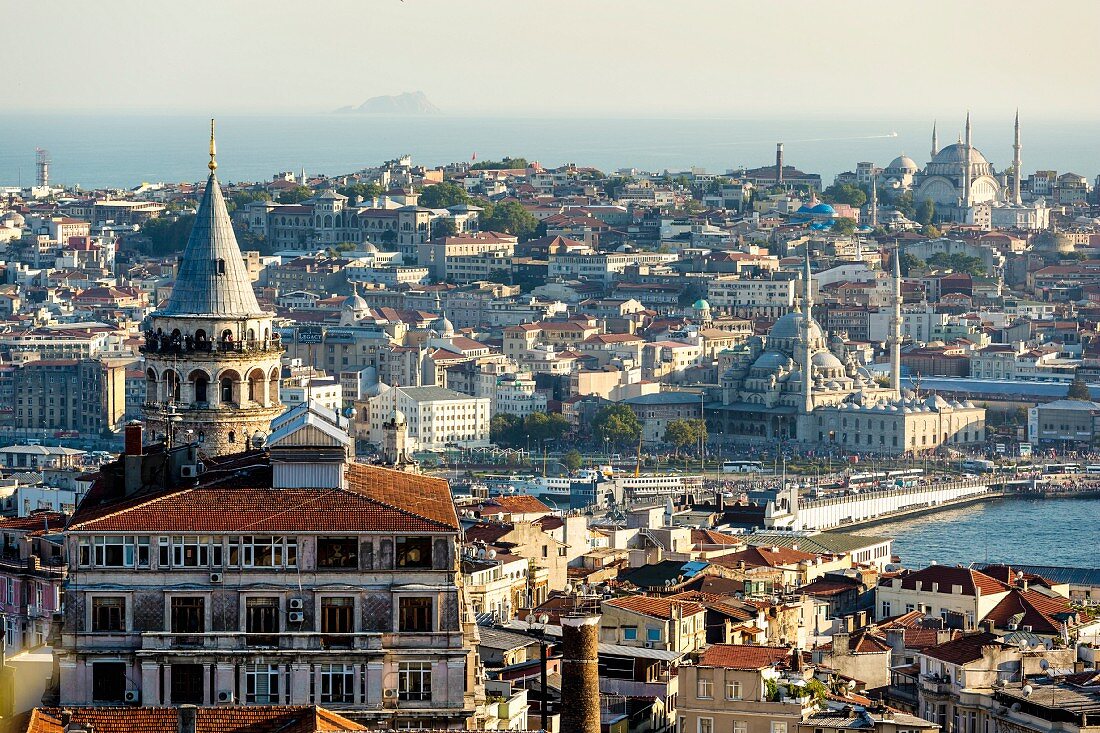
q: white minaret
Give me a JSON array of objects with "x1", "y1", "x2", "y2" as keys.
[
  {"x1": 930, "y1": 120, "x2": 939, "y2": 159},
  {"x1": 962, "y1": 112, "x2": 973, "y2": 207},
  {"x1": 869, "y1": 173, "x2": 879, "y2": 228},
  {"x1": 800, "y1": 247, "x2": 814, "y2": 415},
  {"x1": 1012, "y1": 109, "x2": 1023, "y2": 205},
  {"x1": 891, "y1": 244, "x2": 903, "y2": 399}
]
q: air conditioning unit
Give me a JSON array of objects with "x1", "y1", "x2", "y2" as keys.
[
  {"x1": 288, "y1": 611, "x2": 305, "y2": 623},
  {"x1": 180, "y1": 465, "x2": 198, "y2": 478},
  {"x1": 383, "y1": 688, "x2": 398, "y2": 707},
  {"x1": 289, "y1": 598, "x2": 304, "y2": 610},
  {"x1": 644, "y1": 641, "x2": 654, "y2": 649},
  {"x1": 124, "y1": 690, "x2": 140, "y2": 703},
  {"x1": 209, "y1": 572, "x2": 223, "y2": 584},
  {"x1": 216, "y1": 690, "x2": 234, "y2": 704}
]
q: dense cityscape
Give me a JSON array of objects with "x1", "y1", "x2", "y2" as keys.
[{"x1": 2, "y1": 12, "x2": 1100, "y2": 728}]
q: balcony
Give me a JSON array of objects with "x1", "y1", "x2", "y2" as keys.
[
  {"x1": 920, "y1": 674, "x2": 953, "y2": 696},
  {"x1": 139, "y1": 630, "x2": 464, "y2": 653},
  {"x1": 140, "y1": 334, "x2": 282, "y2": 357}
]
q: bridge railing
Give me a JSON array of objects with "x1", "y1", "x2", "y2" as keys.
[{"x1": 797, "y1": 477, "x2": 997, "y2": 510}]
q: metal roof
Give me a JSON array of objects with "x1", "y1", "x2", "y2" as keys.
[
  {"x1": 744, "y1": 531, "x2": 891, "y2": 554},
  {"x1": 918, "y1": 377, "x2": 1100, "y2": 401},
  {"x1": 159, "y1": 173, "x2": 266, "y2": 318}
]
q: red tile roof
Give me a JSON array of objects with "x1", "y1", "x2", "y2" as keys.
[
  {"x1": 982, "y1": 588, "x2": 1082, "y2": 635},
  {"x1": 699, "y1": 644, "x2": 792, "y2": 669},
  {"x1": 709, "y1": 545, "x2": 819, "y2": 569},
  {"x1": 483, "y1": 494, "x2": 553, "y2": 516},
  {"x1": 922, "y1": 631, "x2": 1004, "y2": 665},
  {"x1": 24, "y1": 705, "x2": 366, "y2": 733},
  {"x1": 604, "y1": 594, "x2": 705, "y2": 620},
  {"x1": 68, "y1": 461, "x2": 457, "y2": 533},
  {"x1": 888, "y1": 565, "x2": 1008, "y2": 597}
]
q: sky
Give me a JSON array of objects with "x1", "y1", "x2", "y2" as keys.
[{"x1": 6, "y1": 0, "x2": 1100, "y2": 119}]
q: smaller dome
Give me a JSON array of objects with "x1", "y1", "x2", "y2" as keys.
[
  {"x1": 391, "y1": 408, "x2": 406, "y2": 424},
  {"x1": 434, "y1": 314, "x2": 455, "y2": 337},
  {"x1": 361, "y1": 241, "x2": 380, "y2": 253},
  {"x1": 812, "y1": 352, "x2": 844, "y2": 369},
  {"x1": 887, "y1": 155, "x2": 919, "y2": 173},
  {"x1": 693, "y1": 298, "x2": 711, "y2": 310},
  {"x1": 810, "y1": 203, "x2": 836, "y2": 214},
  {"x1": 751, "y1": 351, "x2": 787, "y2": 371},
  {"x1": 343, "y1": 293, "x2": 368, "y2": 312}
]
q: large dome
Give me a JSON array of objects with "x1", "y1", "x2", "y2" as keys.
[
  {"x1": 887, "y1": 155, "x2": 919, "y2": 173},
  {"x1": 812, "y1": 351, "x2": 844, "y2": 369},
  {"x1": 932, "y1": 143, "x2": 989, "y2": 165},
  {"x1": 342, "y1": 293, "x2": 368, "y2": 312},
  {"x1": 769, "y1": 311, "x2": 824, "y2": 342}
]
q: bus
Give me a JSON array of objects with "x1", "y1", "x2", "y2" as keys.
[
  {"x1": 722, "y1": 460, "x2": 765, "y2": 474},
  {"x1": 961, "y1": 459, "x2": 995, "y2": 474},
  {"x1": 1043, "y1": 462, "x2": 1081, "y2": 475},
  {"x1": 886, "y1": 468, "x2": 924, "y2": 488},
  {"x1": 848, "y1": 471, "x2": 887, "y2": 490}
]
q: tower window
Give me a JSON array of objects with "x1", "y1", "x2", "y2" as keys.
[
  {"x1": 216, "y1": 259, "x2": 226, "y2": 275},
  {"x1": 228, "y1": 431, "x2": 236, "y2": 444}
]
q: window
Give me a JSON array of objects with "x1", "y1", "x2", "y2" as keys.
[
  {"x1": 396, "y1": 536, "x2": 433, "y2": 568},
  {"x1": 646, "y1": 627, "x2": 661, "y2": 642},
  {"x1": 246, "y1": 664, "x2": 281, "y2": 704},
  {"x1": 321, "y1": 597, "x2": 354, "y2": 645},
  {"x1": 623, "y1": 626, "x2": 638, "y2": 641},
  {"x1": 319, "y1": 663, "x2": 355, "y2": 704},
  {"x1": 735, "y1": 722, "x2": 747, "y2": 733},
  {"x1": 399, "y1": 597, "x2": 432, "y2": 632},
  {"x1": 92, "y1": 536, "x2": 136, "y2": 567},
  {"x1": 91, "y1": 597, "x2": 125, "y2": 632},
  {"x1": 726, "y1": 680, "x2": 742, "y2": 700},
  {"x1": 698, "y1": 718, "x2": 713, "y2": 733},
  {"x1": 171, "y1": 597, "x2": 205, "y2": 633},
  {"x1": 246, "y1": 597, "x2": 279, "y2": 646},
  {"x1": 317, "y1": 537, "x2": 358, "y2": 569},
  {"x1": 92, "y1": 662, "x2": 127, "y2": 702},
  {"x1": 697, "y1": 678, "x2": 713, "y2": 699},
  {"x1": 171, "y1": 663, "x2": 204, "y2": 704},
  {"x1": 881, "y1": 601, "x2": 892, "y2": 618},
  {"x1": 229, "y1": 536, "x2": 297, "y2": 568},
  {"x1": 398, "y1": 661, "x2": 432, "y2": 701},
  {"x1": 168, "y1": 536, "x2": 217, "y2": 567},
  {"x1": 771, "y1": 723, "x2": 788, "y2": 733},
  {"x1": 905, "y1": 604, "x2": 915, "y2": 614}
]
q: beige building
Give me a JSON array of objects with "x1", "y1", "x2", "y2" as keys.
[
  {"x1": 600, "y1": 595, "x2": 707, "y2": 653},
  {"x1": 12, "y1": 357, "x2": 126, "y2": 435},
  {"x1": 875, "y1": 566, "x2": 1010, "y2": 628},
  {"x1": 678, "y1": 645, "x2": 814, "y2": 733}
]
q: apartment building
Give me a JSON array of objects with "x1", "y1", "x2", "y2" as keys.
[
  {"x1": 58, "y1": 406, "x2": 481, "y2": 727},
  {"x1": 12, "y1": 358, "x2": 127, "y2": 435}
]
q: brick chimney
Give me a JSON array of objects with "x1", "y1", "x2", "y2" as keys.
[
  {"x1": 833, "y1": 632, "x2": 851, "y2": 656},
  {"x1": 561, "y1": 614, "x2": 601, "y2": 733},
  {"x1": 178, "y1": 704, "x2": 197, "y2": 733}
]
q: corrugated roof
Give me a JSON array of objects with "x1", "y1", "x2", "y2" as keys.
[{"x1": 743, "y1": 531, "x2": 889, "y2": 555}]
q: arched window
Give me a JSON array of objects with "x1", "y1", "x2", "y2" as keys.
[
  {"x1": 189, "y1": 370, "x2": 209, "y2": 404},
  {"x1": 228, "y1": 431, "x2": 236, "y2": 444},
  {"x1": 221, "y1": 378, "x2": 234, "y2": 403},
  {"x1": 216, "y1": 259, "x2": 226, "y2": 275},
  {"x1": 247, "y1": 369, "x2": 266, "y2": 404},
  {"x1": 145, "y1": 368, "x2": 158, "y2": 400},
  {"x1": 324, "y1": 215, "x2": 332, "y2": 228}
]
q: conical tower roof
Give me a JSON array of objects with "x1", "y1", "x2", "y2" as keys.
[{"x1": 160, "y1": 123, "x2": 265, "y2": 318}]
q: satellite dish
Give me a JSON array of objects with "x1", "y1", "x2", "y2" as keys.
[
  {"x1": 1011, "y1": 703, "x2": 1022, "y2": 712},
  {"x1": 1040, "y1": 659, "x2": 1050, "y2": 671},
  {"x1": 1022, "y1": 685, "x2": 1033, "y2": 698},
  {"x1": 488, "y1": 549, "x2": 497, "y2": 559},
  {"x1": 847, "y1": 679, "x2": 857, "y2": 690}
]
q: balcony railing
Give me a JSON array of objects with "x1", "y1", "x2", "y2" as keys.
[
  {"x1": 139, "y1": 630, "x2": 464, "y2": 653},
  {"x1": 920, "y1": 675, "x2": 953, "y2": 695},
  {"x1": 141, "y1": 334, "x2": 281, "y2": 356}
]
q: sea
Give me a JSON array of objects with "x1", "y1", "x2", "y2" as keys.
[
  {"x1": 869, "y1": 496, "x2": 1100, "y2": 570},
  {"x1": 1, "y1": 113, "x2": 1099, "y2": 190}
]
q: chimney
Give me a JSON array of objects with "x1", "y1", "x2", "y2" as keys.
[
  {"x1": 936, "y1": 629, "x2": 955, "y2": 644},
  {"x1": 833, "y1": 632, "x2": 851, "y2": 656},
  {"x1": 776, "y1": 143, "x2": 785, "y2": 185},
  {"x1": 178, "y1": 704, "x2": 197, "y2": 733},
  {"x1": 124, "y1": 421, "x2": 143, "y2": 455},
  {"x1": 60, "y1": 711, "x2": 72, "y2": 727},
  {"x1": 561, "y1": 614, "x2": 601, "y2": 733}
]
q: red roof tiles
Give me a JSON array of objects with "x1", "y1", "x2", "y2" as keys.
[
  {"x1": 604, "y1": 594, "x2": 705, "y2": 620},
  {"x1": 699, "y1": 644, "x2": 792, "y2": 669}
]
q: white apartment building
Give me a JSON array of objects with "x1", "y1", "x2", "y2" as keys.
[
  {"x1": 706, "y1": 278, "x2": 795, "y2": 318},
  {"x1": 868, "y1": 303, "x2": 950, "y2": 344},
  {"x1": 368, "y1": 385, "x2": 491, "y2": 451},
  {"x1": 547, "y1": 252, "x2": 678, "y2": 283},
  {"x1": 493, "y1": 373, "x2": 548, "y2": 418},
  {"x1": 280, "y1": 376, "x2": 343, "y2": 413}
]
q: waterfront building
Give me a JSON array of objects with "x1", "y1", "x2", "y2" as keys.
[
  {"x1": 1027, "y1": 398, "x2": 1100, "y2": 448},
  {"x1": 141, "y1": 124, "x2": 284, "y2": 456},
  {"x1": 366, "y1": 384, "x2": 491, "y2": 451},
  {"x1": 58, "y1": 409, "x2": 482, "y2": 726}
]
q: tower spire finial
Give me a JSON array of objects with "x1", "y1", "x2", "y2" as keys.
[
  {"x1": 931, "y1": 120, "x2": 939, "y2": 158},
  {"x1": 208, "y1": 118, "x2": 218, "y2": 172}
]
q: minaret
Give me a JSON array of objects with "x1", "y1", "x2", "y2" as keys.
[
  {"x1": 891, "y1": 244, "x2": 903, "y2": 399},
  {"x1": 142, "y1": 120, "x2": 284, "y2": 456},
  {"x1": 776, "y1": 142, "x2": 785, "y2": 185},
  {"x1": 800, "y1": 247, "x2": 814, "y2": 415},
  {"x1": 962, "y1": 112, "x2": 972, "y2": 207},
  {"x1": 930, "y1": 121, "x2": 939, "y2": 159},
  {"x1": 869, "y1": 174, "x2": 879, "y2": 228},
  {"x1": 1012, "y1": 109, "x2": 1023, "y2": 205}
]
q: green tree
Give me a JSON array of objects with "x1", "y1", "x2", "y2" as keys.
[
  {"x1": 226, "y1": 189, "x2": 271, "y2": 214},
  {"x1": 921, "y1": 224, "x2": 941, "y2": 238},
  {"x1": 678, "y1": 281, "x2": 709, "y2": 307},
  {"x1": 832, "y1": 217, "x2": 857, "y2": 235},
  {"x1": 592, "y1": 404, "x2": 642, "y2": 448},
  {"x1": 525, "y1": 412, "x2": 570, "y2": 444},
  {"x1": 892, "y1": 190, "x2": 915, "y2": 219},
  {"x1": 279, "y1": 185, "x2": 313, "y2": 204},
  {"x1": 664, "y1": 418, "x2": 707, "y2": 454},
  {"x1": 433, "y1": 217, "x2": 459, "y2": 238},
  {"x1": 418, "y1": 182, "x2": 471, "y2": 209},
  {"x1": 490, "y1": 413, "x2": 524, "y2": 447},
  {"x1": 900, "y1": 252, "x2": 924, "y2": 275},
  {"x1": 1068, "y1": 377, "x2": 1091, "y2": 400},
  {"x1": 604, "y1": 176, "x2": 633, "y2": 198},
  {"x1": 481, "y1": 201, "x2": 539, "y2": 241},
  {"x1": 562, "y1": 449, "x2": 583, "y2": 472},
  {"x1": 140, "y1": 214, "x2": 196, "y2": 256},
  {"x1": 915, "y1": 198, "x2": 935, "y2": 225},
  {"x1": 336, "y1": 182, "x2": 384, "y2": 200},
  {"x1": 822, "y1": 183, "x2": 867, "y2": 207},
  {"x1": 470, "y1": 156, "x2": 528, "y2": 171}
]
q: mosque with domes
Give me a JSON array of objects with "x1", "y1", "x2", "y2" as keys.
[{"x1": 712, "y1": 248, "x2": 986, "y2": 454}]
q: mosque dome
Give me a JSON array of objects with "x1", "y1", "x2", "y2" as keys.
[
  {"x1": 391, "y1": 408, "x2": 406, "y2": 424},
  {"x1": 887, "y1": 155, "x2": 920, "y2": 173},
  {"x1": 769, "y1": 311, "x2": 824, "y2": 342},
  {"x1": 693, "y1": 298, "x2": 711, "y2": 311},
  {"x1": 924, "y1": 394, "x2": 949, "y2": 410},
  {"x1": 931, "y1": 143, "x2": 990, "y2": 166},
  {"x1": 434, "y1": 313, "x2": 455, "y2": 337},
  {"x1": 809, "y1": 202, "x2": 836, "y2": 215},
  {"x1": 361, "y1": 241, "x2": 380, "y2": 253},
  {"x1": 751, "y1": 351, "x2": 788, "y2": 371},
  {"x1": 812, "y1": 351, "x2": 844, "y2": 370}
]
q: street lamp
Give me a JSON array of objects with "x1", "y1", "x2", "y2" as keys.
[{"x1": 526, "y1": 612, "x2": 552, "y2": 731}]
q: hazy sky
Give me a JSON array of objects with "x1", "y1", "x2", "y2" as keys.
[{"x1": 8, "y1": 0, "x2": 1100, "y2": 118}]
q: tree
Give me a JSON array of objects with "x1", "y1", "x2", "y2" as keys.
[
  {"x1": 433, "y1": 217, "x2": 459, "y2": 238},
  {"x1": 900, "y1": 253, "x2": 924, "y2": 275},
  {"x1": 227, "y1": 189, "x2": 270, "y2": 214},
  {"x1": 418, "y1": 182, "x2": 471, "y2": 209},
  {"x1": 915, "y1": 198, "x2": 936, "y2": 226},
  {"x1": 562, "y1": 449, "x2": 583, "y2": 472},
  {"x1": 832, "y1": 217, "x2": 857, "y2": 235},
  {"x1": 525, "y1": 411, "x2": 570, "y2": 444},
  {"x1": 822, "y1": 183, "x2": 867, "y2": 208},
  {"x1": 279, "y1": 185, "x2": 313, "y2": 204},
  {"x1": 921, "y1": 224, "x2": 942, "y2": 238},
  {"x1": 490, "y1": 413, "x2": 524, "y2": 447},
  {"x1": 140, "y1": 214, "x2": 196, "y2": 256},
  {"x1": 336, "y1": 182, "x2": 383, "y2": 201},
  {"x1": 678, "y1": 281, "x2": 708, "y2": 307},
  {"x1": 592, "y1": 404, "x2": 642, "y2": 448},
  {"x1": 664, "y1": 418, "x2": 707, "y2": 454},
  {"x1": 1068, "y1": 377, "x2": 1091, "y2": 400},
  {"x1": 604, "y1": 176, "x2": 633, "y2": 199},
  {"x1": 892, "y1": 190, "x2": 915, "y2": 219},
  {"x1": 470, "y1": 156, "x2": 528, "y2": 171},
  {"x1": 480, "y1": 200, "x2": 539, "y2": 241}
]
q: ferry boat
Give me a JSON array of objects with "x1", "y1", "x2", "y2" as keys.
[{"x1": 482, "y1": 470, "x2": 604, "y2": 508}]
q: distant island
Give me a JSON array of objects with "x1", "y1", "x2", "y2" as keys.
[{"x1": 337, "y1": 91, "x2": 440, "y2": 115}]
